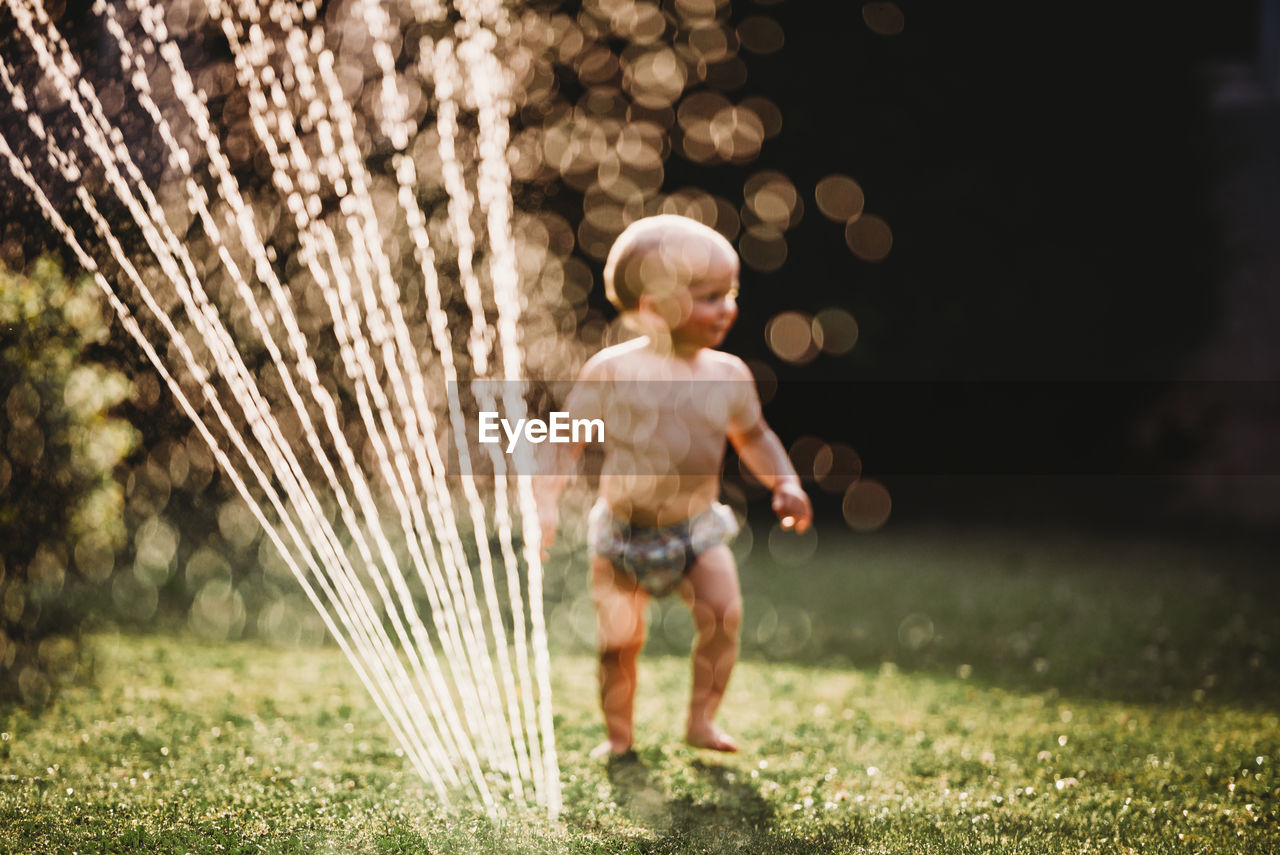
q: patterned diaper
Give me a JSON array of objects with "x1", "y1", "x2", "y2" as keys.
[{"x1": 588, "y1": 500, "x2": 739, "y2": 597}]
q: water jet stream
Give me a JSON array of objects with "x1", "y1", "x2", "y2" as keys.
[{"x1": 0, "y1": 0, "x2": 561, "y2": 817}]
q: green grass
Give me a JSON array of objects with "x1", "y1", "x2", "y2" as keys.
[{"x1": 2, "y1": 524, "x2": 1278, "y2": 853}]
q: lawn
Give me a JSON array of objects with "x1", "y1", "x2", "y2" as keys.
[{"x1": 1, "y1": 523, "x2": 1277, "y2": 853}]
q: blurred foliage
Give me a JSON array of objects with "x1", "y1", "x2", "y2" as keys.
[
  {"x1": 108, "y1": 408, "x2": 327, "y2": 647},
  {"x1": 0, "y1": 258, "x2": 137, "y2": 707}
]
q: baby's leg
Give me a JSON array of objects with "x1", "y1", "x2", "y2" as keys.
[
  {"x1": 590, "y1": 556, "x2": 648, "y2": 756},
  {"x1": 680, "y1": 544, "x2": 743, "y2": 752}
]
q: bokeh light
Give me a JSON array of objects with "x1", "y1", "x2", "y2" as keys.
[
  {"x1": 622, "y1": 46, "x2": 687, "y2": 108},
  {"x1": 112, "y1": 572, "x2": 158, "y2": 622},
  {"x1": 845, "y1": 214, "x2": 894, "y2": 262},
  {"x1": 189, "y1": 578, "x2": 247, "y2": 641},
  {"x1": 741, "y1": 594, "x2": 776, "y2": 647},
  {"x1": 814, "y1": 174, "x2": 865, "y2": 223},
  {"x1": 813, "y1": 442, "x2": 862, "y2": 493},
  {"x1": 73, "y1": 530, "x2": 115, "y2": 583},
  {"x1": 134, "y1": 516, "x2": 179, "y2": 586},
  {"x1": 740, "y1": 96, "x2": 783, "y2": 138},
  {"x1": 842, "y1": 478, "x2": 893, "y2": 532},
  {"x1": 759, "y1": 604, "x2": 813, "y2": 658},
  {"x1": 788, "y1": 435, "x2": 827, "y2": 481},
  {"x1": 744, "y1": 170, "x2": 802, "y2": 232},
  {"x1": 610, "y1": 2, "x2": 668, "y2": 44},
  {"x1": 17, "y1": 665, "x2": 51, "y2": 708},
  {"x1": 898, "y1": 612, "x2": 935, "y2": 651},
  {"x1": 766, "y1": 311, "x2": 818, "y2": 363},
  {"x1": 657, "y1": 187, "x2": 738, "y2": 239},
  {"x1": 862, "y1": 2, "x2": 906, "y2": 36},
  {"x1": 812, "y1": 307, "x2": 860, "y2": 355},
  {"x1": 691, "y1": 100, "x2": 766, "y2": 164},
  {"x1": 736, "y1": 16, "x2": 785, "y2": 55},
  {"x1": 28, "y1": 544, "x2": 65, "y2": 596},
  {"x1": 675, "y1": 0, "x2": 731, "y2": 21},
  {"x1": 683, "y1": 21, "x2": 736, "y2": 65},
  {"x1": 215, "y1": 503, "x2": 256, "y2": 553},
  {"x1": 739, "y1": 228, "x2": 787, "y2": 272},
  {"x1": 507, "y1": 0, "x2": 793, "y2": 389},
  {"x1": 257, "y1": 595, "x2": 325, "y2": 645}
]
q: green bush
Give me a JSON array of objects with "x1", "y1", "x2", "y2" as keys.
[{"x1": 0, "y1": 259, "x2": 136, "y2": 707}]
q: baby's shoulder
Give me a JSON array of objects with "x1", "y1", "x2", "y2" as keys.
[
  {"x1": 695, "y1": 348, "x2": 752, "y2": 382},
  {"x1": 578, "y1": 336, "x2": 652, "y2": 380}
]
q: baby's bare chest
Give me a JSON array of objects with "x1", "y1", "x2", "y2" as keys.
[{"x1": 606, "y1": 379, "x2": 737, "y2": 439}]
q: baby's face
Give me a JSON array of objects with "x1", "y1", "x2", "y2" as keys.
[{"x1": 668, "y1": 251, "x2": 739, "y2": 351}]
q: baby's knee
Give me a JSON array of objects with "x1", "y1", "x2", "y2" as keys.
[
  {"x1": 593, "y1": 606, "x2": 645, "y2": 647},
  {"x1": 598, "y1": 635, "x2": 643, "y2": 674},
  {"x1": 597, "y1": 614, "x2": 646, "y2": 655},
  {"x1": 721, "y1": 597, "x2": 743, "y2": 632},
  {"x1": 693, "y1": 596, "x2": 742, "y2": 635}
]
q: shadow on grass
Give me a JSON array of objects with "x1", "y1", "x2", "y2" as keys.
[
  {"x1": 632, "y1": 521, "x2": 1280, "y2": 709},
  {"x1": 603, "y1": 755, "x2": 860, "y2": 854},
  {"x1": 608, "y1": 754, "x2": 769, "y2": 832}
]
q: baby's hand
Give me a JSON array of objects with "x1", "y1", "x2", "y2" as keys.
[{"x1": 772, "y1": 480, "x2": 812, "y2": 534}]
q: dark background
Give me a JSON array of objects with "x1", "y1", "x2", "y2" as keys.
[{"x1": 651, "y1": 1, "x2": 1276, "y2": 530}]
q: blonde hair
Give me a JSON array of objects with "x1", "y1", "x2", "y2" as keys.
[{"x1": 602, "y1": 215, "x2": 737, "y2": 311}]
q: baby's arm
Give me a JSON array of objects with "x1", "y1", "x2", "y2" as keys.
[
  {"x1": 724, "y1": 362, "x2": 813, "y2": 533},
  {"x1": 532, "y1": 361, "x2": 605, "y2": 555},
  {"x1": 533, "y1": 439, "x2": 584, "y2": 557},
  {"x1": 729, "y1": 420, "x2": 813, "y2": 533}
]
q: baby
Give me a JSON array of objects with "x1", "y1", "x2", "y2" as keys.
[{"x1": 537, "y1": 214, "x2": 812, "y2": 756}]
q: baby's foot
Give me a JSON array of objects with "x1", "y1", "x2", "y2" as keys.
[
  {"x1": 686, "y1": 724, "x2": 739, "y2": 753},
  {"x1": 590, "y1": 739, "x2": 634, "y2": 760}
]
